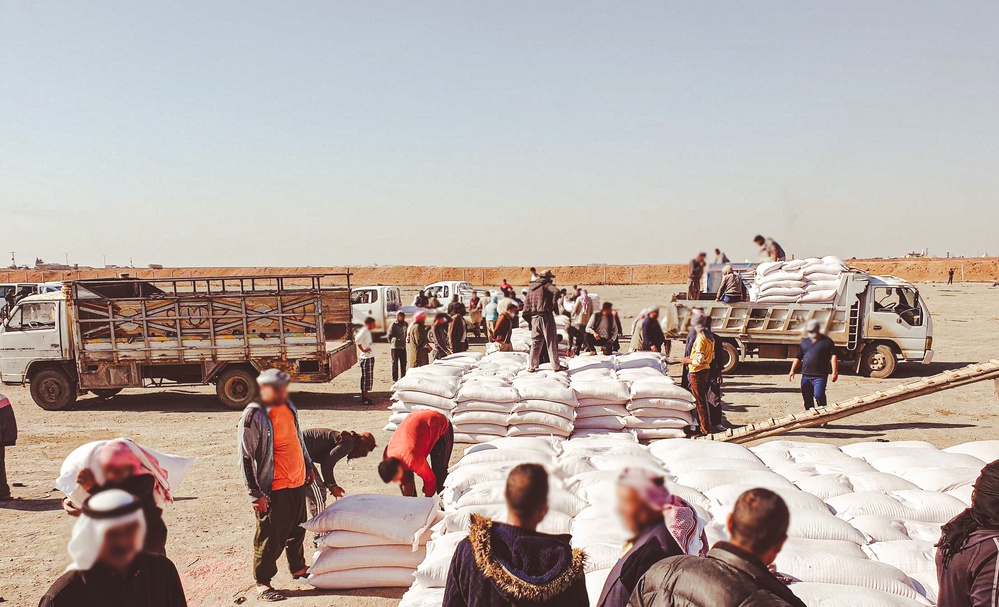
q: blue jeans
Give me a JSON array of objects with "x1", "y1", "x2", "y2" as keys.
[
  {"x1": 801, "y1": 375, "x2": 828, "y2": 410},
  {"x1": 720, "y1": 295, "x2": 738, "y2": 303}
]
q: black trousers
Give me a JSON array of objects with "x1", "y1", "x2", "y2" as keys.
[
  {"x1": 253, "y1": 485, "x2": 307, "y2": 585},
  {"x1": 585, "y1": 334, "x2": 614, "y2": 355},
  {"x1": 391, "y1": 348, "x2": 407, "y2": 382},
  {"x1": 0, "y1": 446, "x2": 8, "y2": 497}
]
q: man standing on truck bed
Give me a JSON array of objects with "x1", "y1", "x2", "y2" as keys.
[
  {"x1": 238, "y1": 369, "x2": 315, "y2": 602},
  {"x1": 687, "y1": 253, "x2": 706, "y2": 300},
  {"x1": 788, "y1": 319, "x2": 838, "y2": 410},
  {"x1": 524, "y1": 270, "x2": 566, "y2": 372},
  {"x1": 754, "y1": 234, "x2": 786, "y2": 262}
]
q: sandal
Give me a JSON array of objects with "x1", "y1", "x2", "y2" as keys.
[{"x1": 257, "y1": 588, "x2": 286, "y2": 602}]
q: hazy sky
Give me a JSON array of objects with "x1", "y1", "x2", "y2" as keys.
[{"x1": 2, "y1": 2, "x2": 997, "y2": 268}]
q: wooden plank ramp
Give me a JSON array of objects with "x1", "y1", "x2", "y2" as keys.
[{"x1": 703, "y1": 359, "x2": 999, "y2": 444}]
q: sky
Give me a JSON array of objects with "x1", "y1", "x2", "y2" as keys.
[{"x1": 2, "y1": 2, "x2": 997, "y2": 268}]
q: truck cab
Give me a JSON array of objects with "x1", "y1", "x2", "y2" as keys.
[
  {"x1": 350, "y1": 286, "x2": 402, "y2": 336},
  {"x1": 0, "y1": 292, "x2": 75, "y2": 401},
  {"x1": 422, "y1": 281, "x2": 475, "y2": 309},
  {"x1": 862, "y1": 276, "x2": 933, "y2": 376}
]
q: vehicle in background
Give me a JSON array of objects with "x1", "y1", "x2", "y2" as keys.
[
  {"x1": 422, "y1": 281, "x2": 475, "y2": 310},
  {"x1": 350, "y1": 286, "x2": 402, "y2": 337},
  {"x1": 665, "y1": 270, "x2": 933, "y2": 378},
  {"x1": 1, "y1": 282, "x2": 61, "y2": 318},
  {"x1": 0, "y1": 274, "x2": 357, "y2": 410}
]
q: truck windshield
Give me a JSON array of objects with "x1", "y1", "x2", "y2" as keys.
[
  {"x1": 351, "y1": 290, "x2": 378, "y2": 305},
  {"x1": 5, "y1": 302, "x2": 57, "y2": 331}
]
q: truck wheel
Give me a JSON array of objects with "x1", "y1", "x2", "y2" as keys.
[
  {"x1": 91, "y1": 388, "x2": 123, "y2": 399},
  {"x1": 719, "y1": 341, "x2": 740, "y2": 374},
  {"x1": 216, "y1": 368, "x2": 258, "y2": 410},
  {"x1": 861, "y1": 343, "x2": 897, "y2": 379},
  {"x1": 30, "y1": 368, "x2": 78, "y2": 411}
]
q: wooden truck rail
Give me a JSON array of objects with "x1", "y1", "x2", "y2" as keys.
[{"x1": 704, "y1": 359, "x2": 999, "y2": 443}]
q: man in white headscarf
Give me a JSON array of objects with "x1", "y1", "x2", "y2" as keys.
[{"x1": 40, "y1": 489, "x2": 187, "y2": 606}]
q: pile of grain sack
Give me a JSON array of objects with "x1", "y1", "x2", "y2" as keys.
[
  {"x1": 398, "y1": 436, "x2": 999, "y2": 607},
  {"x1": 386, "y1": 350, "x2": 696, "y2": 442},
  {"x1": 749, "y1": 256, "x2": 849, "y2": 304}
]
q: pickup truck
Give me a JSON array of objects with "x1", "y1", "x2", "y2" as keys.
[
  {"x1": 351, "y1": 286, "x2": 403, "y2": 337},
  {"x1": 665, "y1": 270, "x2": 933, "y2": 378},
  {"x1": 421, "y1": 281, "x2": 475, "y2": 309},
  {"x1": 0, "y1": 275, "x2": 357, "y2": 410}
]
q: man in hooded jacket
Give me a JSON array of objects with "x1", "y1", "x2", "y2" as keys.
[{"x1": 443, "y1": 463, "x2": 588, "y2": 607}]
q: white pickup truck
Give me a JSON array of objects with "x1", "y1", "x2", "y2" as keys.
[
  {"x1": 350, "y1": 286, "x2": 403, "y2": 337},
  {"x1": 421, "y1": 281, "x2": 475, "y2": 309}
]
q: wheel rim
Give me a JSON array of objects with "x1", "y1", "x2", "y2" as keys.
[
  {"x1": 39, "y1": 378, "x2": 65, "y2": 403},
  {"x1": 867, "y1": 350, "x2": 888, "y2": 371},
  {"x1": 225, "y1": 377, "x2": 251, "y2": 402}
]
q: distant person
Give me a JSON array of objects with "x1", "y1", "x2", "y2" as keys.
[
  {"x1": 40, "y1": 490, "x2": 188, "y2": 607},
  {"x1": 948, "y1": 268, "x2": 956, "y2": 285},
  {"x1": 529, "y1": 267, "x2": 538, "y2": 281},
  {"x1": 443, "y1": 463, "x2": 588, "y2": 607},
  {"x1": 449, "y1": 304, "x2": 469, "y2": 353},
  {"x1": 302, "y1": 429, "x2": 376, "y2": 520},
  {"x1": 0, "y1": 393, "x2": 15, "y2": 500},
  {"x1": 427, "y1": 292, "x2": 442, "y2": 309},
  {"x1": 569, "y1": 289, "x2": 593, "y2": 355},
  {"x1": 715, "y1": 265, "x2": 745, "y2": 303},
  {"x1": 629, "y1": 489, "x2": 805, "y2": 607},
  {"x1": 378, "y1": 409, "x2": 453, "y2": 497},
  {"x1": 500, "y1": 278, "x2": 511, "y2": 293},
  {"x1": 680, "y1": 308, "x2": 704, "y2": 391},
  {"x1": 585, "y1": 301, "x2": 619, "y2": 355},
  {"x1": 238, "y1": 369, "x2": 314, "y2": 601},
  {"x1": 491, "y1": 302, "x2": 516, "y2": 352},
  {"x1": 484, "y1": 295, "x2": 499, "y2": 339},
  {"x1": 468, "y1": 291, "x2": 484, "y2": 338},
  {"x1": 355, "y1": 317, "x2": 376, "y2": 406},
  {"x1": 407, "y1": 312, "x2": 431, "y2": 368},
  {"x1": 62, "y1": 439, "x2": 171, "y2": 556},
  {"x1": 937, "y1": 460, "x2": 999, "y2": 607},
  {"x1": 447, "y1": 294, "x2": 462, "y2": 316},
  {"x1": 596, "y1": 467, "x2": 706, "y2": 607},
  {"x1": 629, "y1": 309, "x2": 649, "y2": 352},
  {"x1": 524, "y1": 270, "x2": 565, "y2": 372},
  {"x1": 713, "y1": 248, "x2": 730, "y2": 264},
  {"x1": 688, "y1": 252, "x2": 707, "y2": 300},
  {"x1": 754, "y1": 234, "x2": 786, "y2": 262},
  {"x1": 681, "y1": 314, "x2": 714, "y2": 436},
  {"x1": 387, "y1": 311, "x2": 409, "y2": 382},
  {"x1": 431, "y1": 313, "x2": 452, "y2": 360},
  {"x1": 413, "y1": 290, "x2": 429, "y2": 307},
  {"x1": 641, "y1": 307, "x2": 667, "y2": 354},
  {"x1": 788, "y1": 319, "x2": 838, "y2": 410}
]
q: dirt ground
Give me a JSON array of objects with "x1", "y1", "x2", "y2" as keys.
[{"x1": 1, "y1": 282, "x2": 996, "y2": 606}]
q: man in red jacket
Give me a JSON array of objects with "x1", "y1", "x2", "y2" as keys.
[{"x1": 378, "y1": 409, "x2": 453, "y2": 497}]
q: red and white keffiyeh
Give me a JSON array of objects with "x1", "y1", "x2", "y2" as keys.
[{"x1": 619, "y1": 466, "x2": 708, "y2": 556}]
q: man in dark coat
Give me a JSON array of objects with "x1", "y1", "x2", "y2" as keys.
[
  {"x1": 40, "y1": 490, "x2": 187, "y2": 607},
  {"x1": 443, "y1": 463, "x2": 588, "y2": 607},
  {"x1": 302, "y1": 429, "x2": 376, "y2": 521},
  {"x1": 640, "y1": 308, "x2": 667, "y2": 354},
  {"x1": 523, "y1": 270, "x2": 565, "y2": 372},
  {"x1": 937, "y1": 459, "x2": 999, "y2": 607},
  {"x1": 0, "y1": 393, "x2": 16, "y2": 499},
  {"x1": 628, "y1": 488, "x2": 805, "y2": 607}
]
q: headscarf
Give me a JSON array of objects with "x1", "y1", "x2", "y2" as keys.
[
  {"x1": 632, "y1": 308, "x2": 649, "y2": 333},
  {"x1": 413, "y1": 311, "x2": 427, "y2": 324},
  {"x1": 938, "y1": 460, "x2": 999, "y2": 565},
  {"x1": 722, "y1": 264, "x2": 733, "y2": 275},
  {"x1": 619, "y1": 467, "x2": 708, "y2": 556},
  {"x1": 92, "y1": 439, "x2": 173, "y2": 504},
  {"x1": 67, "y1": 489, "x2": 146, "y2": 571}
]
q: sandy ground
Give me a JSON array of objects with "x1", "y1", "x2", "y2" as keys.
[{"x1": 1, "y1": 282, "x2": 996, "y2": 606}]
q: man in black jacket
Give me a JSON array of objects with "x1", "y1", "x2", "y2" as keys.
[
  {"x1": 302, "y1": 429, "x2": 375, "y2": 519},
  {"x1": 523, "y1": 270, "x2": 566, "y2": 373},
  {"x1": 629, "y1": 488, "x2": 805, "y2": 607},
  {"x1": 443, "y1": 463, "x2": 587, "y2": 607}
]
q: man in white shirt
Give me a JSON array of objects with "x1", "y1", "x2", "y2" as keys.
[{"x1": 355, "y1": 317, "x2": 376, "y2": 406}]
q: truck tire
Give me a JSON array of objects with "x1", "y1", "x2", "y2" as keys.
[
  {"x1": 30, "y1": 368, "x2": 78, "y2": 411},
  {"x1": 91, "y1": 388, "x2": 123, "y2": 399},
  {"x1": 719, "y1": 341, "x2": 740, "y2": 374},
  {"x1": 861, "y1": 343, "x2": 897, "y2": 379},
  {"x1": 216, "y1": 367, "x2": 258, "y2": 410}
]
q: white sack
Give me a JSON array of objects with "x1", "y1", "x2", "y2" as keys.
[
  {"x1": 311, "y1": 544, "x2": 426, "y2": 575},
  {"x1": 302, "y1": 494, "x2": 439, "y2": 547},
  {"x1": 414, "y1": 532, "x2": 467, "y2": 588},
  {"x1": 308, "y1": 567, "x2": 416, "y2": 589}
]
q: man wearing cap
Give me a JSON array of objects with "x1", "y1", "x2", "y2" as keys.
[
  {"x1": 788, "y1": 319, "x2": 838, "y2": 410},
  {"x1": 524, "y1": 269, "x2": 566, "y2": 372},
  {"x1": 238, "y1": 368, "x2": 315, "y2": 602},
  {"x1": 40, "y1": 489, "x2": 187, "y2": 606}
]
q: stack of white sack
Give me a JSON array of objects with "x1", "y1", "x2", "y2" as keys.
[
  {"x1": 450, "y1": 375, "x2": 520, "y2": 443},
  {"x1": 386, "y1": 354, "x2": 483, "y2": 431},
  {"x1": 570, "y1": 376, "x2": 631, "y2": 438},
  {"x1": 509, "y1": 370, "x2": 577, "y2": 439},
  {"x1": 751, "y1": 256, "x2": 848, "y2": 304},
  {"x1": 623, "y1": 357, "x2": 695, "y2": 439},
  {"x1": 303, "y1": 494, "x2": 441, "y2": 590}
]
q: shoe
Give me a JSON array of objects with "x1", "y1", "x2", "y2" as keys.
[
  {"x1": 526, "y1": 368, "x2": 537, "y2": 373},
  {"x1": 256, "y1": 587, "x2": 286, "y2": 602},
  {"x1": 553, "y1": 365, "x2": 569, "y2": 372},
  {"x1": 361, "y1": 398, "x2": 374, "y2": 406},
  {"x1": 713, "y1": 424, "x2": 727, "y2": 433}
]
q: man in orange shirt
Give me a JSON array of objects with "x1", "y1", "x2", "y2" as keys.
[
  {"x1": 238, "y1": 369, "x2": 316, "y2": 602},
  {"x1": 378, "y1": 409, "x2": 453, "y2": 497}
]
